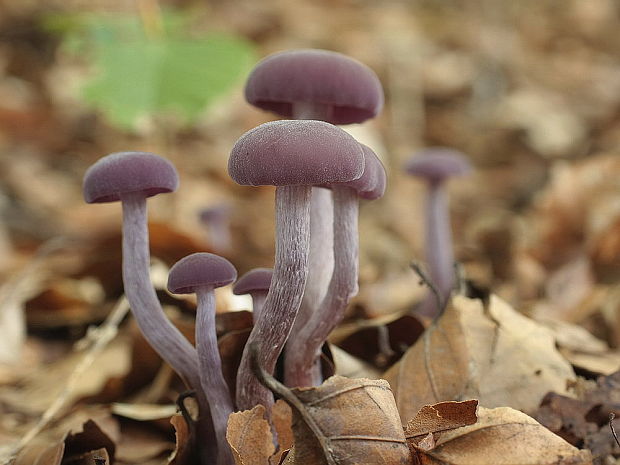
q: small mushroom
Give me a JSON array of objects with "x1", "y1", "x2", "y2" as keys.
[
  {"x1": 285, "y1": 143, "x2": 387, "y2": 387},
  {"x1": 404, "y1": 147, "x2": 472, "y2": 318},
  {"x1": 198, "y1": 204, "x2": 232, "y2": 253},
  {"x1": 229, "y1": 119, "x2": 364, "y2": 410},
  {"x1": 83, "y1": 152, "x2": 216, "y2": 463},
  {"x1": 232, "y1": 268, "x2": 273, "y2": 323},
  {"x1": 168, "y1": 253, "x2": 237, "y2": 465}
]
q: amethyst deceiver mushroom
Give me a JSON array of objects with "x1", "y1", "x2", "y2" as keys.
[
  {"x1": 404, "y1": 147, "x2": 472, "y2": 318},
  {"x1": 232, "y1": 268, "x2": 273, "y2": 323},
  {"x1": 168, "y1": 253, "x2": 237, "y2": 465},
  {"x1": 83, "y1": 152, "x2": 199, "y2": 388},
  {"x1": 244, "y1": 49, "x2": 384, "y2": 344},
  {"x1": 83, "y1": 152, "x2": 215, "y2": 463},
  {"x1": 228, "y1": 120, "x2": 365, "y2": 410},
  {"x1": 285, "y1": 143, "x2": 387, "y2": 387},
  {"x1": 198, "y1": 204, "x2": 232, "y2": 253}
]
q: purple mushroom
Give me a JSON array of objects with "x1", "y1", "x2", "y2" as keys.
[
  {"x1": 232, "y1": 268, "x2": 273, "y2": 323},
  {"x1": 228, "y1": 120, "x2": 364, "y2": 410},
  {"x1": 198, "y1": 204, "x2": 233, "y2": 253},
  {"x1": 83, "y1": 152, "x2": 215, "y2": 463},
  {"x1": 404, "y1": 147, "x2": 472, "y2": 318},
  {"x1": 168, "y1": 253, "x2": 237, "y2": 465},
  {"x1": 244, "y1": 48, "x2": 384, "y2": 362},
  {"x1": 285, "y1": 143, "x2": 387, "y2": 387}
]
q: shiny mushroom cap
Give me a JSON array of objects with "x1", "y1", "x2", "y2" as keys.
[
  {"x1": 168, "y1": 253, "x2": 237, "y2": 294},
  {"x1": 245, "y1": 49, "x2": 384, "y2": 124},
  {"x1": 83, "y1": 151, "x2": 178, "y2": 203}
]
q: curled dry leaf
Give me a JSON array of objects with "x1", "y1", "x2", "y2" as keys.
[
  {"x1": 404, "y1": 400, "x2": 478, "y2": 438},
  {"x1": 281, "y1": 376, "x2": 411, "y2": 465},
  {"x1": 410, "y1": 406, "x2": 592, "y2": 465},
  {"x1": 167, "y1": 413, "x2": 197, "y2": 465},
  {"x1": 226, "y1": 404, "x2": 275, "y2": 465},
  {"x1": 385, "y1": 295, "x2": 575, "y2": 423}
]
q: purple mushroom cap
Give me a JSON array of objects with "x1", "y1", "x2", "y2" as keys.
[
  {"x1": 232, "y1": 268, "x2": 273, "y2": 295},
  {"x1": 340, "y1": 144, "x2": 386, "y2": 200},
  {"x1": 228, "y1": 120, "x2": 365, "y2": 186},
  {"x1": 404, "y1": 147, "x2": 472, "y2": 183},
  {"x1": 168, "y1": 253, "x2": 237, "y2": 294},
  {"x1": 244, "y1": 49, "x2": 384, "y2": 125},
  {"x1": 83, "y1": 151, "x2": 179, "y2": 203},
  {"x1": 199, "y1": 204, "x2": 232, "y2": 223}
]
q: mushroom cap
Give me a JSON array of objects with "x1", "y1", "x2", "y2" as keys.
[
  {"x1": 83, "y1": 152, "x2": 179, "y2": 203},
  {"x1": 199, "y1": 204, "x2": 231, "y2": 223},
  {"x1": 232, "y1": 268, "x2": 273, "y2": 295},
  {"x1": 228, "y1": 120, "x2": 365, "y2": 186},
  {"x1": 341, "y1": 144, "x2": 387, "y2": 200},
  {"x1": 245, "y1": 49, "x2": 384, "y2": 124},
  {"x1": 168, "y1": 253, "x2": 237, "y2": 294},
  {"x1": 404, "y1": 147, "x2": 472, "y2": 183}
]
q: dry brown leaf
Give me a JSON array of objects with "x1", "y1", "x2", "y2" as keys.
[
  {"x1": 411, "y1": 406, "x2": 592, "y2": 465},
  {"x1": 282, "y1": 376, "x2": 411, "y2": 465},
  {"x1": 226, "y1": 404, "x2": 275, "y2": 465},
  {"x1": 385, "y1": 295, "x2": 575, "y2": 423},
  {"x1": 404, "y1": 400, "x2": 478, "y2": 438},
  {"x1": 167, "y1": 414, "x2": 197, "y2": 465},
  {"x1": 271, "y1": 400, "x2": 294, "y2": 465}
]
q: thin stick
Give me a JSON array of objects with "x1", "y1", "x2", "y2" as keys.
[
  {"x1": 6, "y1": 295, "x2": 129, "y2": 460},
  {"x1": 610, "y1": 413, "x2": 620, "y2": 448}
]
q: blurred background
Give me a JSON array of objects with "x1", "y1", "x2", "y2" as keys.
[{"x1": 0, "y1": 0, "x2": 620, "y2": 357}]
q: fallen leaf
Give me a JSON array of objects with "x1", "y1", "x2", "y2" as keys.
[
  {"x1": 281, "y1": 376, "x2": 411, "y2": 465},
  {"x1": 385, "y1": 294, "x2": 576, "y2": 423},
  {"x1": 404, "y1": 400, "x2": 478, "y2": 438},
  {"x1": 411, "y1": 406, "x2": 592, "y2": 465},
  {"x1": 167, "y1": 414, "x2": 197, "y2": 465},
  {"x1": 271, "y1": 400, "x2": 294, "y2": 465},
  {"x1": 226, "y1": 404, "x2": 275, "y2": 465}
]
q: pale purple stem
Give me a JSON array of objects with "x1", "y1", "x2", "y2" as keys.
[
  {"x1": 196, "y1": 288, "x2": 235, "y2": 465},
  {"x1": 288, "y1": 188, "x2": 333, "y2": 337},
  {"x1": 285, "y1": 185, "x2": 358, "y2": 387},
  {"x1": 121, "y1": 193, "x2": 214, "y2": 464},
  {"x1": 250, "y1": 291, "x2": 267, "y2": 324},
  {"x1": 425, "y1": 183, "x2": 455, "y2": 306},
  {"x1": 236, "y1": 185, "x2": 311, "y2": 411}
]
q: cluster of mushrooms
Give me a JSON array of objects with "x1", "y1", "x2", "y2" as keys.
[{"x1": 82, "y1": 49, "x2": 471, "y2": 465}]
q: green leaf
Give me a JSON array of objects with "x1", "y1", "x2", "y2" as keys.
[
  {"x1": 43, "y1": 10, "x2": 256, "y2": 130},
  {"x1": 83, "y1": 34, "x2": 255, "y2": 129}
]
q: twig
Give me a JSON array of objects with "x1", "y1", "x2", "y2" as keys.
[
  {"x1": 249, "y1": 342, "x2": 337, "y2": 465},
  {"x1": 410, "y1": 261, "x2": 444, "y2": 313},
  {"x1": 4, "y1": 295, "x2": 129, "y2": 461},
  {"x1": 611, "y1": 413, "x2": 620, "y2": 448}
]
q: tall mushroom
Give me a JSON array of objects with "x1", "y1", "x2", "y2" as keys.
[
  {"x1": 83, "y1": 152, "x2": 215, "y2": 462},
  {"x1": 167, "y1": 253, "x2": 237, "y2": 465},
  {"x1": 404, "y1": 148, "x2": 472, "y2": 318},
  {"x1": 229, "y1": 120, "x2": 365, "y2": 410},
  {"x1": 232, "y1": 268, "x2": 273, "y2": 323},
  {"x1": 244, "y1": 49, "x2": 384, "y2": 339},
  {"x1": 285, "y1": 143, "x2": 387, "y2": 387}
]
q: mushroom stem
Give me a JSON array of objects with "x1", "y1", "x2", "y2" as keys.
[
  {"x1": 196, "y1": 287, "x2": 235, "y2": 465},
  {"x1": 236, "y1": 185, "x2": 311, "y2": 410},
  {"x1": 285, "y1": 185, "x2": 358, "y2": 387},
  {"x1": 425, "y1": 182, "x2": 454, "y2": 308},
  {"x1": 288, "y1": 188, "x2": 333, "y2": 337},
  {"x1": 121, "y1": 193, "x2": 214, "y2": 463},
  {"x1": 292, "y1": 101, "x2": 330, "y2": 120},
  {"x1": 251, "y1": 292, "x2": 267, "y2": 323}
]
